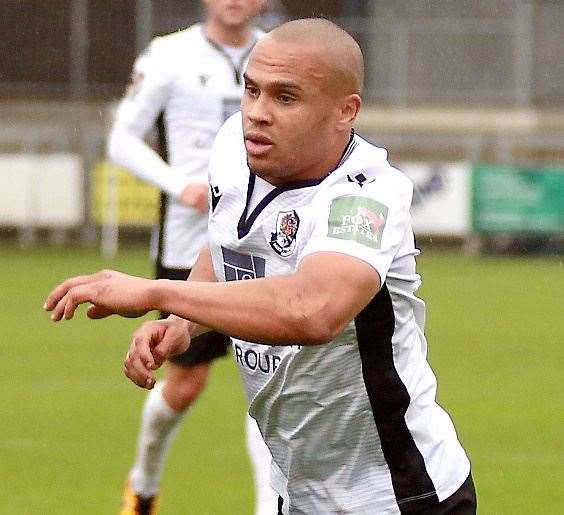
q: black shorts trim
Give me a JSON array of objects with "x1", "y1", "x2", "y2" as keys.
[
  {"x1": 419, "y1": 474, "x2": 477, "y2": 515},
  {"x1": 155, "y1": 263, "x2": 191, "y2": 282},
  {"x1": 155, "y1": 265, "x2": 230, "y2": 367},
  {"x1": 168, "y1": 330, "x2": 230, "y2": 367}
]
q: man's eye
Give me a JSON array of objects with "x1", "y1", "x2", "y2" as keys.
[
  {"x1": 278, "y1": 94, "x2": 295, "y2": 104},
  {"x1": 245, "y1": 85, "x2": 259, "y2": 97}
]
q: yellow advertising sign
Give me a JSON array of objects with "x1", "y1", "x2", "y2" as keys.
[{"x1": 92, "y1": 161, "x2": 159, "y2": 226}]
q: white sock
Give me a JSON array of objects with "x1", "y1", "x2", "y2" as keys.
[
  {"x1": 129, "y1": 382, "x2": 186, "y2": 498},
  {"x1": 245, "y1": 414, "x2": 279, "y2": 515}
]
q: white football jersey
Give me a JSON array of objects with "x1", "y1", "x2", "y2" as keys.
[
  {"x1": 208, "y1": 114, "x2": 471, "y2": 514},
  {"x1": 114, "y1": 23, "x2": 261, "y2": 269}
]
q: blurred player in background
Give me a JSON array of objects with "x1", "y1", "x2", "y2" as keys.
[{"x1": 107, "y1": 1, "x2": 276, "y2": 514}]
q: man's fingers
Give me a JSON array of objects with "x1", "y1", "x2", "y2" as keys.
[
  {"x1": 49, "y1": 285, "x2": 99, "y2": 322},
  {"x1": 58, "y1": 284, "x2": 99, "y2": 321},
  {"x1": 49, "y1": 292, "x2": 70, "y2": 322},
  {"x1": 151, "y1": 348, "x2": 167, "y2": 368},
  {"x1": 196, "y1": 202, "x2": 208, "y2": 214},
  {"x1": 131, "y1": 322, "x2": 168, "y2": 368},
  {"x1": 132, "y1": 334, "x2": 156, "y2": 370},
  {"x1": 124, "y1": 353, "x2": 155, "y2": 389},
  {"x1": 124, "y1": 317, "x2": 190, "y2": 389},
  {"x1": 180, "y1": 183, "x2": 209, "y2": 212},
  {"x1": 44, "y1": 270, "x2": 111, "y2": 311},
  {"x1": 62, "y1": 288, "x2": 84, "y2": 320},
  {"x1": 44, "y1": 280, "x2": 75, "y2": 312},
  {"x1": 44, "y1": 275, "x2": 92, "y2": 311},
  {"x1": 87, "y1": 305, "x2": 114, "y2": 319},
  {"x1": 124, "y1": 353, "x2": 148, "y2": 387},
  {"x1": 154, "y1": 328, "x2": 190, "y2": 361}
]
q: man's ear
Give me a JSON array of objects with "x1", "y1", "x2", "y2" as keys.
[{"x1": 336, "y1": 94, "x2": 361, "y2": 131}]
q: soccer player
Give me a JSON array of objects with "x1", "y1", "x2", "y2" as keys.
[
  {"x1": 106, "y1": 1, "x2": 276, "y2": 514},
  {"x1": 47, "y1": 19, "x2": 477, "y2": 514}
]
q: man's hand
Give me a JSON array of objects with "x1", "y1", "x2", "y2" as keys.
[
  {"x1": 44, "y1": 269, "x2": 155, "y2": 321},
  {"x1": 124, "y1": 317, "x2": 191, "y2": 389},
  {"x1": 179, "y1": 182, "x2": 209, "y2": 213}
]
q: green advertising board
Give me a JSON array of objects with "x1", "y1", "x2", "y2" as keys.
[{"x1": 472, "y1": 165, "x2": 564, "y2": 233}]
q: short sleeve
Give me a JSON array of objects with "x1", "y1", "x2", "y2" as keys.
[
  {"x1": 299, "y1": 175, "x2": 413, "y2": 283},
  {"x1": 113, "y1": 39, "x2": 173, "y2": 137}
]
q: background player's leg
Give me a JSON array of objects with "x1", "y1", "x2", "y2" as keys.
[
  {"x1": 245, "y1": 414, "x2": 279, "y2": 515},
  {"x1": 129, "y1": 362, "x2": 210, "y2": 498}
]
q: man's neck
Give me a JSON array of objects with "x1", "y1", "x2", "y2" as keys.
[
  {"x1": 301, "y1": 131, "x2": 354, "y2": 181},
  {"x1": 256, "y1": 131, "x2": 354, "y2": 187},
  {"x1": 204, "y1": 19, "x2": 252, "y2": 48}
]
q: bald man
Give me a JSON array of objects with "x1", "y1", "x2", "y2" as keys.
[{"x1": 46, "y1": 19, "x2": 476, "y2": 515}]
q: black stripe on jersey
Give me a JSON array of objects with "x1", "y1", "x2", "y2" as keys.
[
  {"x1": 237, "y1": 172, "x2": 324, "y2": 239},
  {"x1": 156, "y1": 114, "x2": 169, "y2": 270},
  {"x1": 355, "y1": 284, "x2": 439, "y2": 513}
]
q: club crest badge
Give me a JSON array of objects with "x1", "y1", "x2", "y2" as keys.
[{"x1": 270, "y1": 210, "x2": 300, "y2": 257}]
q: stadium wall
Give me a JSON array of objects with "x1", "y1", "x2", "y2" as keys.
[
  {"x1": 2, "y1": 1, "x2": 564, "y2": 107},
  {"x1": 1, "y1": 101, "x2": 563, "y2": 252}
]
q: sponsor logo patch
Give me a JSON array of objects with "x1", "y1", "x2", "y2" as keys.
[
  {"x1": 270, "y1": 210, "x2": 300, "y2": 257},
  {"x1": 327, "y1": 196, "x2": 388, "y2": 249}
]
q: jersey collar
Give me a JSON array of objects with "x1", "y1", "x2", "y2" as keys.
[{"x1": 237, "y1": 130, "x2": 358, "y2": 239}]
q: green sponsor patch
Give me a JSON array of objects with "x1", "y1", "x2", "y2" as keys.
[{"x1": 327, "y1": 196, "x2": 388, "y2": 249}]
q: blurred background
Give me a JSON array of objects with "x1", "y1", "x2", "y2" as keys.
[
  {"x1": 2, "y1": 1, "x2": 563, "y2": 514},
  {"x1": 2, "y1": 0, "x2": 563, "y2": 252}
]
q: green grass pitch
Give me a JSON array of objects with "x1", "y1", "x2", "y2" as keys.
[{"x1": 1, "y1": 246, "x2": 562, "y2": 514}]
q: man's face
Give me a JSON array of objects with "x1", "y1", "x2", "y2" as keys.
[
  {"x1": 241, "y1": 37, "x2": 342, "y2": 184},
  {"x1": 204, "y1": 0, "x2": 264, "y2": 28}
]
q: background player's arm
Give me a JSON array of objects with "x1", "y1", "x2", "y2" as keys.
[
  {"x1": 107, "y1": 126, "x2": 184, "y2": 197},
  {"x1": 108, "y1": 127, "x2": 209, "y2": 212},
  {"x1": 107, "y1": 42, "x2": 207, "y2": 210}
]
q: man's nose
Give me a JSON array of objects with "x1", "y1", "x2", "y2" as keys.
[{"x1": 246, "y1": 95, "x2": 273, "y2": 125}]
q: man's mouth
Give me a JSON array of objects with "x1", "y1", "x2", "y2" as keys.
[{"x1": 244, "y1": 131, "x2": 274, "y2": 157}]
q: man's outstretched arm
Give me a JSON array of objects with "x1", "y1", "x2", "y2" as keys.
[
  {"x1": 44, "y1": 250, "x2": 380, "y2": 346},
  {"x1": 156, "y1": 252, "x2": 380, "y2": 345}
]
